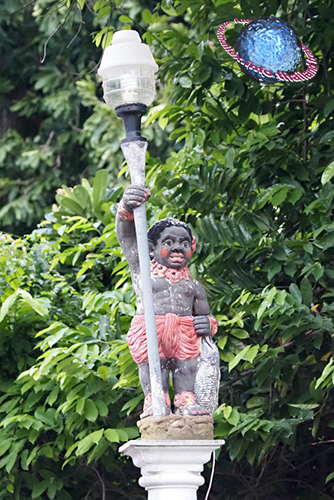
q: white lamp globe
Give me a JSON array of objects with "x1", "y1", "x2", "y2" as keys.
[{"x1": 98, "y1": 30, "x2": 158, "y2": 108}]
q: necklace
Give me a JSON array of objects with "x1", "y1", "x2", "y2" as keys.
[{"x1": 150, "y1": 259, "x2": 191, "y2": 283}]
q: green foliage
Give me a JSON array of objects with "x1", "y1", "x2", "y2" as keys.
[
  {"x1": 0, "y1": 0, "x2": 173, "y2": 235},
  {"x1": 0, "y1": 172, "x2": 142, "y2": 498},
  {"x1": 1, "y1": 0, "x2": 334, "y2": 498}
]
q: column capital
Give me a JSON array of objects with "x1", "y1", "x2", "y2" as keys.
[{"x1": 119, "y1": 439, "x2": 225, "y2": 500}]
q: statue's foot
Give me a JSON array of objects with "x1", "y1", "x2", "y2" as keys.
[
  {"x1": 176, "y1": 404, "x2": 210, "y2": 416},
  {"x1": 140, "y1": 406, "x2": 153, "y2": 419},
  {"x1": 140, "y1": 392, "x2": 171, "y2": 419},
  {"x1": 174, "y1": 391, "x2": 210, "y2": 416}
]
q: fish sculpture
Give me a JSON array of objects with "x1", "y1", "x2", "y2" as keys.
[{"x1": 195, "y1": 335, "x2": 221, "y2": 416}]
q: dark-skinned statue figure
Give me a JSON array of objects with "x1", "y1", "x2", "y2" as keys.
[{"x1": 116, "y1": 184, "x2": 220, "y2": 421}]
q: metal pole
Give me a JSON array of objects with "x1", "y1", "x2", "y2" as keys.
[{"x1": 121, "y1": 140, "x2": 166, "y2": 418}]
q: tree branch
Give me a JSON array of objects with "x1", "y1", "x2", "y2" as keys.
[{"x1": 220, "y1": 369, "x2": 253, "y2": 389}]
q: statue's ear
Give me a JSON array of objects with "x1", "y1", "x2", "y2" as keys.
[
  {"x1": 148, "y1": 240, "x2": 155, "y2": 260},
  {"x1": 192, "y1": 236, "x2": 196, "y2": 253}
]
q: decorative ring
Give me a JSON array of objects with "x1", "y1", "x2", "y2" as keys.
[{"x1": 217, "y1": 17, "x2": 318, "y2": 84}]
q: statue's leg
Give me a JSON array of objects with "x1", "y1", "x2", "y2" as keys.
[
  {"x1": 172, "y1": 358, "x2": 210, "y2": 416},
  {"x1": 138, "y1": 362, "x2": 151, "y2": 395},
  {"x1": 138, "y1": 360, "x2": 171, "y2": 418}
]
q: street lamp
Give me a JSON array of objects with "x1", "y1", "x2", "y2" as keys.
[
  {"x1": 98, "y1": 30, "x2": 225, "y2": 500},
  {"x1": 98, "y1": 30, "x2": 166, "y2": 418},
  {"x1": 98, "y1": 30, "x2": 157, "y2": 142},
  {"x1": 98, "y1": 30, "x2": 156, "y2": 109}
]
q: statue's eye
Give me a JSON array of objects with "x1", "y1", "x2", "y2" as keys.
[
  {"x1": 164, "y1": 239, "x2": 173, "y2": 246},
  {"x1": 182, "y1": 241, "x2": 190, "y2": 248}
]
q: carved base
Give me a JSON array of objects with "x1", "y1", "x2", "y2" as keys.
[{"x1": 137, "y1": 414, "x2": 214, "y2": 440}]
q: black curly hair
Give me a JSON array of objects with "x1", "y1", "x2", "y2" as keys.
[{"x1": 148, "y1": 218, "x2": 192, "y2": 246}]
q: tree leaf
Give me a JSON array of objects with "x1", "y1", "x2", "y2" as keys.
[
  {"x1": 179, "y1": 76, "x2": 192, "y2": 88},
  {"x1": 300, "y1": 277, "x2": 313, "y2": 306},
  {"x1": 321, "y1": 160, "x2": 334, "y2": 185},
  {"x1": 104, "y1": 429, "x2": 120, "y2": 443},
  {"x1": 32, "y1": 479, "x2": 50, "y2": 499},
  {"x1": 267, "y1": 260, "x2": 281, "y2": 281},
  {"x1": 76, "y1": 436, "x2": 94, "y2": 456},
  {"x1": 326, "y1": 471, "x2": 334, "y2": 484},
  {"x1": 92, "y1": 169, "x2": 108, "y2": 212},
  {"x1": 315, "y1": 358, "x2": 334, "y2": 388},
  {"x1": 324, "y1": 99, "x2": 334, "y2": 118},
  {"x1": 289, "y1": 283, "x2": 302, "y2": 304},
  {"x1": 120, "y1": 394, "x2": 143, "y2": 416},
  {"x1": 119, "y1": 15, "x2": 132, "y2": 23},
  {"x1": 226, "y1": 408, "x2": 240, "y2": 426},
  {"x1": 229, "y1": 329, "x2": 249, "y2": 339},
  {"x1": 76, "y1": 397, "x2": 86, "y2": 415},
  {"x1": 288, "y1": 403, "x2": 319, "y2": 409},
  {"x1": 320, "y1": 130, "x2": 334, "y2": 144},
  {"x1": 57, "y1": 196, "x2": 85, "y2": 215},
  {"x1": 257, "y1": 287, "x2": 277, "y2": 319},
  {"x1": 115, "y1": 429, "x2": 128, "y2": 441},
  {"x1": 89, "y1": 429, "x2": 104, "y2": 444},
  {"x1": 228, "y1": 346, "x2": 251, "y2": 372},
  {"x1": 0, "y1": 292, "x2": 18, "y2": 323},
  {"x1": 218, "y1": 335, "x2": 228, "y2": 350},
  {"x1": 95, "y1": 400, "x2": 109, "y2": 417},
  {"x1": 142, "y1": 9, "x2": 153, "y2": 23},
  {"x1": 246, "y1": 397, "x2": 266, "y2": 409},
  {"x1": 245, "y1": 345, "x2": 259, "y2": 363},
  {"x1": 84, "y1": 399, "x2": 98, "y2": 422},
  {"x1": 0, "y1": 439, "x2": 12, "y2": 457}
]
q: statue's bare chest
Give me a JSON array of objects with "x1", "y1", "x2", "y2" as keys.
[
  {"x1": 152, "y1": 276, "x2": 195, "y2": 296},
  {"x1": 151, "y1": 277, "x2": 196, "y2": 315}
]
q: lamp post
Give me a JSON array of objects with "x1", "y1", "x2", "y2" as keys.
[{"x1": 98, "y1": 30, "x2": 166, "y2": 418}]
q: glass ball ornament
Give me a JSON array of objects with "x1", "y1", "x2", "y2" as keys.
[{"x1": 235, "y1": 17, "x2": 302, "y2": 83}]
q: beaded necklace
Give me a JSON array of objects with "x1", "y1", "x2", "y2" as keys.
[{"x1": 150, "y1": 259, "x2": 191, "y2": 283}]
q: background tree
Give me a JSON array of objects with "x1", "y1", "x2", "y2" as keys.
[{"x1": 1, "y1": 0, "x2": 334, "y2": 499}]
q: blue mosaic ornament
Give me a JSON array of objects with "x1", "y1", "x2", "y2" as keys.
[
  {"x1": 236, "y1": 17, "x2": 302, "y2": 83},
  {"x1": 217, "y1": 18, "x2": 318, "y2": 84}
]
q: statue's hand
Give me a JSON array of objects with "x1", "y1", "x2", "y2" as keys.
[
  {"x1": 193, "y1": 316, "x2": 211, "y2": 337},
  {"x1": 123, "y1": 185, "x2": 151, "y2": 212}
]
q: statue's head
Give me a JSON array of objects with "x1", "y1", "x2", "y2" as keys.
[{"x1": 148, "y1": 218, "x2": 196, "y2": 269}]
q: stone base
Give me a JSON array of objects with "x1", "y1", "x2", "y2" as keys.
[{"x1": 137, "y1": 414, "x2": 214, "y2": 440}]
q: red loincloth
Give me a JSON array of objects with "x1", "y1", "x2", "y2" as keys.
[{"x1": 127, "y1": 313, "x2": 200, "y2": 364}]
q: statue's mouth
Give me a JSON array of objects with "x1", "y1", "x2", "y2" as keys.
[{"x1": 170, "y1": 252, "x2": 184, "y2": 263}]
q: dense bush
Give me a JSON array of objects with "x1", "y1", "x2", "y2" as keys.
[{"x1": 1, "y1": 0, "x2": 334, "y2": 498}]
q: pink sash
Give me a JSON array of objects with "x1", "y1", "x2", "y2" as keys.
[{"x1": 127, "y1": 314, "x2": 200, "y2": 364}]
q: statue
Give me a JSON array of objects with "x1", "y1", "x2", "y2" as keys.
[{"x1": 116, "y1": 184, "x2": 220, "y2": 419}]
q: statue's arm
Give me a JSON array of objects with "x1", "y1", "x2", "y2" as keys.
[
  {"x1": 115, "y1": 185, "x2": 151, "y2": 271},
  {"x1": 116, "y1": 212, "x2": 138, "y2": 269},
  {"x1": 193, "y1": 281, "x2": 218, "y2": 336}
]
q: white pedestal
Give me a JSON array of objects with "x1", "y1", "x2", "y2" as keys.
[{"x1": 119, "y1": 440, "x2": 225, "y2": 500}]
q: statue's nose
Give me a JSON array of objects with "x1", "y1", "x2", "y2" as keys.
[{"x1": 172, "y1": 244, "x2": 183, "y2": 253}]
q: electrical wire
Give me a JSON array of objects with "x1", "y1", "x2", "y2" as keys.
[{"x1": 204, "y1": 451, "x2": 216, "y2": 500}]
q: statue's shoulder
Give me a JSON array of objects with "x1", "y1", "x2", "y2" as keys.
[
  {"x1": 190, "y1": 278, "x2": 207, "y2": 296},
  {"x1": 189, "y1": 276, "x2": 202, "y2": 286}
]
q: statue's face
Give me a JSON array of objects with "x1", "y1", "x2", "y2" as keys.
[{"x1": 153, "y1": 226, "x2": 192, "y2": 269}]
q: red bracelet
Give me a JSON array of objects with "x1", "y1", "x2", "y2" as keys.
[
  {"x1": 117, "y1": 201, "x2": 134, "y2": 221},
  {"x1": 209, "y1": 315, "x2": 218, "y2": 336}
]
